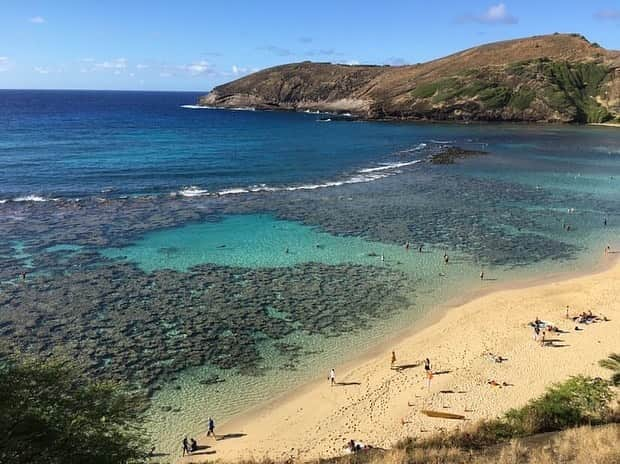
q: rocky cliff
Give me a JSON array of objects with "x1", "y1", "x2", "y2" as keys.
[{"x1": 199, "y1": 34, "x2": 620, "y2": 123}]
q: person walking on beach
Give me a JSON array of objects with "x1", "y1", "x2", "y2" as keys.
[
  {"x1": 329, "y1": 368, "x2": 336, "y2": 386},
  {"x1": 540, "y1": 331, "x2": 546, "y2": 347},
  {"x1": 424, "y1": 358, "x2": 433, "y2": 389},
  {"x1": 426, "y1": 369, "x2": 433, "y2": 389},
  {"x1": 391, "y1": 351, "x2": 397, "y2": 369},
  {"x1": 207, "y1": 417, "x2": 216, "y2": 440},
  {"x1": 566, "y1": 305, "x2": 570, "y2": 319},
  {"x1": 182, "y1": 436, "x2": 189, "y2": 456}
]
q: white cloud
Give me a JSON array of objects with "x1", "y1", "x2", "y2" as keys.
[
  {"x1": 184, "y1": 60, "x2": 211, "y2": 75},
  {"x1": 0, "y1": 57, "x2": 10, "y2": 72},
  {"x1": 231, "y1": 65, "x2": 249, "y2": 75},
  {"x1": 345, "y1": 60, "x2": 360, "y2": 66},
  {"x1": 136, "y1": 63, "x2": 149, "y2": 70},
  {"x1": 460, "y1": 3, "x2": 518, "y2": 24},
  {"x1": 95, "y1": 58, "x2": 128, "y2": 70},
  {"x1": 174, "y1": 60, "x2": 213, "y2": 76},
  {"x1": 594, "y1": 9, "x2": 620, "y2": 21},
  {"x1": 160, "y1": 72, "x2": 171, "y2": 78},
  {"x1": 34, "y1": 66, "x2": 51, "y2": 74},
  {"x1": 129, "y1": 72, "x2": 135, "y2": 77},
  {"x1": 29, "y1": 16, "x2": 46, "y2": 24}
]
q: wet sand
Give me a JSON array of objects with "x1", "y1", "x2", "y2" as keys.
[{"x1": 178, "y1": 255, "x2": 620, "y2": 463}]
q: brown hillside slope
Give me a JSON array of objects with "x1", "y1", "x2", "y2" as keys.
[{"x1": 200, "y1": 34, "x2": 620, "y2": 123}]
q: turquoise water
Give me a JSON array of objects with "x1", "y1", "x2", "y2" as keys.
[{"x1": 103, "y1": 214, "x2": 444, "y2": 273}]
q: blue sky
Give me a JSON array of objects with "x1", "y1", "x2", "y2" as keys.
[{"x1": 1, "y1": 1, "x2": 620, "y2": 91}]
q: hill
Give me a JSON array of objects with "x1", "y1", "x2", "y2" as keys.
[{"x1": 199, "y1": 34, "x2": 620, "y2": 123}]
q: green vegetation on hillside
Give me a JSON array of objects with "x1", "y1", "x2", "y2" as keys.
[
  {"x1": 0, "y1": 358, "x2": 151, "y2": 464},
  {"x1": 408, "y1": 59, "x2": 613, "y2": 122}
]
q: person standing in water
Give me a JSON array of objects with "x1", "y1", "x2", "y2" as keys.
[
  {"x1": 419, "y1": 244, "x2": 423, "y2": 253},
  {"x1": 329, "y1": 368, "x2": 336, "y2": 386},
  {"x1": 405, "y1": 242, "x2": 410, "y2": 251},
  {"x1": 444, "y1": 254, "x2": 449, "y2": 264},
  {"x1": 391, "y1": 351, "x2": 397, "y2": 369},
  {"x1": 480, "y1": 270, "x2": 484, "y2": 280}
]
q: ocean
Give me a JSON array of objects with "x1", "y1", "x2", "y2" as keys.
[{"x1": 1, "y1": 90, "x2": 620, "y2": 455}]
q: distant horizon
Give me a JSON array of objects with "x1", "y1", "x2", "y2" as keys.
[
  {"x1": 0, "y1": 87, "x2": 206, "y2": 93},
  {"x1": 2, "y1": 0, "x2": 620, "y2": 91}
]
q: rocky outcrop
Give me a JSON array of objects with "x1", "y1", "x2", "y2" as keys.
[{"x1": 199, "y1": 34, "x2": 620, "y2": 123}]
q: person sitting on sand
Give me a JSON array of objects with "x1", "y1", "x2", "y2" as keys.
[
  {"x1": 190, "y1": 438, "x2": 198, "y2": 453},
  {"x1": 348, "y1": 439, "x2": 357, "y2": 453},
  {"x1": 486, "y1": 352, "x2": 504, "y2": 363}
]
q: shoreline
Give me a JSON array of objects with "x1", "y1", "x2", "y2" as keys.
[{"x1": 176, "y1": 252, "x2": 620, "y2": 463}]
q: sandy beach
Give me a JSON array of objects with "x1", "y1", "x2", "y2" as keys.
[{"x1": 178, "y1": 255, "x2": 620, "y2": 463}]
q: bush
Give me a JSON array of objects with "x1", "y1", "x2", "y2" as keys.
[
  {"x1": 411, "y1": 82, "x2": 439, "y2": 99},
  {"x1": 504, "y1": 376, "x2": 612, "y2": 435},
  {"x1": 509, "y1": 90, "x2": 536, "y2": 111},
  {"x1": 0, "y1": 357, "x2": 151, "y2": 464}
]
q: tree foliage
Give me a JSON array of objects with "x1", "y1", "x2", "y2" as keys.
[
  {"x1": 0, "y1": 357, "x2": 151, "y2": 464},
  {"x1": 599, "y1": 353, "x2": 620, "y2": 386}
]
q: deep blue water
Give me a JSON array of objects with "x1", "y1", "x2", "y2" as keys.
[
  {"x1": 0, "y1": 90, "x2": 433, "y2": 199},
  {"x1": 3, "y1": 90, "x2": 620, "y2": 202}
]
